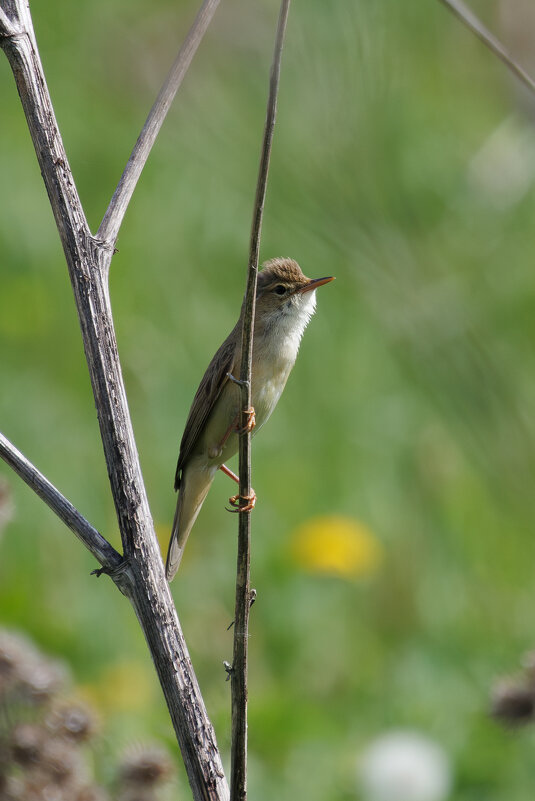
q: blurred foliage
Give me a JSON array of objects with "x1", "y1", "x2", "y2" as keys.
[{"x1": 2, "y1": 0, "x2": 535, "y2": 798}]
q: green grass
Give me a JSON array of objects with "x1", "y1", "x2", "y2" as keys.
[{"x1": 2, "y1": 0, "x2": 535, "y2": 797}]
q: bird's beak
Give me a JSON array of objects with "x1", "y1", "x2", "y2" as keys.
[{"x1": 299, "y1": 276, "x2": 335, "y2": 294}]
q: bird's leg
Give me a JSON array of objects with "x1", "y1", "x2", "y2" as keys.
[
  {"x1": 228, "y1": 406, "x2": 256, "y2": 511},
  {"x1": 219, "y1": 464, "x2": 240, "y2": 484},
  {"x1": 219, "y1": 464, "x2": 257, "y2": 513},
  {"x1": 208, "y1": 407, "x2": 255, "y2": 460},
  {"x1": 208, "y1": 420, "x2": 236, "y2": 459}
]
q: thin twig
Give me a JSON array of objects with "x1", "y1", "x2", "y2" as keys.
[
  {"x1": 0, "y1": 432, "x2": 122, "y2": 572},
  {"x1": 230, "y1": 2, "x2": 291, "y2": 799},
  {"x1": 97, "y1": 0, "x2": 222, "y2": 246},
  {"x1": 437, "y1": 0, "x2": 535, "y2": 95}
]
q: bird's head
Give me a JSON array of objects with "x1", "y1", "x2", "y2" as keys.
[{"x1": 254, "y1": 258, "x2": 334, "y2": 332}]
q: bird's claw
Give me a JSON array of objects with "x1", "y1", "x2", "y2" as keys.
[
  {"x1": 226, "y1": 490, "x2": 257, "y2": 513},
  {"x1": 236, "y1": 407, "x2": 256, "y2": 435}
]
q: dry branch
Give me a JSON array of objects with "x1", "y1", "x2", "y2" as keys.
[
  {"x1": 230, "y1": 2, "x2": 291, "y2": 799},
  {"x1": 0, "y1": 433, "x2": 122, "y2": 574},
  {"x1": 98, "y1": 0, "x2": 222, "y2": 246},
  {"x1": 437, "y1": 0, "x2": 535, "y2": 95},
  {"x1": 0, "y1": 1, "x2": 228, "y2": 798}
]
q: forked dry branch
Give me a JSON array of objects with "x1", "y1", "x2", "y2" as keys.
[{"x1": 0, "y1": 1, "x2": 226, "y2": 798}]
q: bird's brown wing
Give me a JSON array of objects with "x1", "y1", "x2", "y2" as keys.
[{"x1": 174, "y1": 325, "x2": 239, "y2": 490}]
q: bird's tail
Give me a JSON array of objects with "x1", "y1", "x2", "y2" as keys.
[{"x1": 165, "y1": 466, "x2": 214, "y2": 581}]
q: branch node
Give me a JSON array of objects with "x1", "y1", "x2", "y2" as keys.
[
  {"x1": 223, "y1": 661, "x2": 234, "y2": 681},
  {"x1": 227, "y1": 590, "x2": 257, "y2": 630},
  {"x1": 91, "y1": 558, "x2": 129, "y2": 579}
]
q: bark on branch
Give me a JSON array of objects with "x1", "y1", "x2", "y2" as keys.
[{"x1": 0, "y1": 1, "x2": 228, "y2": 799}]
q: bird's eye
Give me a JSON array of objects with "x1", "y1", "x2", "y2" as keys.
[{"x1": 273, "y1": 284, "x2": 286, "y2": 295}]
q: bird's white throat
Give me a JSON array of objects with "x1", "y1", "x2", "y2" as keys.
[{"x1": 262, "y1": 289, "x2": 317, "y2": 366}]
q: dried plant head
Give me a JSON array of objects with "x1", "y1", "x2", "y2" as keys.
[
  {"x1": 38, "y1": 736, "x2": 86, "y2": 787},
  {"x1": 0, "y1": 631, "x2": 38, "y2": 699},
  {"x1": 118, "y1": 742, "x2": 174, "y2": 788},
  {"x1": 491, "y1": 677, "x2": 535, "y2": 727},
  {"x1": 10, "y1": 723, "x2": 46, "y2": 769},
  {"x1": 46, "y1": 701, "x2": 97, "y2": 744},
  {"x1": 0, "y1": 629, "x2": 67, "y2": 706},
  {"x1": 7, "y1": 725, "x2": 87, "y2": 800},
  {"x1": 75, "y1": 786, "x2": 110, "y2": 801},
  {"x1": 18, "y1": 657, "x2": 68, "y2": 706}
]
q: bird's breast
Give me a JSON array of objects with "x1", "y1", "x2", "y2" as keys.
[{"x1": 251, "y1": 344, "x2": 296, "y2": 431}]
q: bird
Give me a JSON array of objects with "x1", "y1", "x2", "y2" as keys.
[{"x1": 165, "y1": 257, "x2": 334, "y2": 580}]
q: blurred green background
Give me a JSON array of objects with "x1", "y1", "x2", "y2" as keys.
[{"x1": 2, "y1": 0, "x2": 535, "y2": 797}]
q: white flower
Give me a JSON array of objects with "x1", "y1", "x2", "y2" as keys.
[{"x1": 359, "y1": 730, "x2": 452, "y2": 801}]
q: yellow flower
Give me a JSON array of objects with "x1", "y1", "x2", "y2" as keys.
[{"x1": 290, "y1": 515, "x2": 382, "y2": 578}]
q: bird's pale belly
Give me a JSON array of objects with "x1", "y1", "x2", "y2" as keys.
[
  {"x1": 251, "y1": 372, "x2": 287, "y2": 431},
  {"x1": 200, "y1": 357, "x2": 293, "y2": 467}
]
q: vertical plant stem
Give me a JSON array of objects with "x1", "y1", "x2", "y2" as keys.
[{"x1": 230, "y1": 2, "x2": 291, "y2": 800}]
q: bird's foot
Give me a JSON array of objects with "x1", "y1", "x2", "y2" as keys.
[
  {"x1": 236, "y1": 407, "x2": 256, "y2": 435},
  {"x1": 220, "y1": 464, "x2": 256, "y2": 511},
  {"x1": 226, "y1": 490, "x2": 257, "y2": 513}
]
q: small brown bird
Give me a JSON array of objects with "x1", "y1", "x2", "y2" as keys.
[{"x1": 166, "y1": 257, "x2": 334, "y2": 580}]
